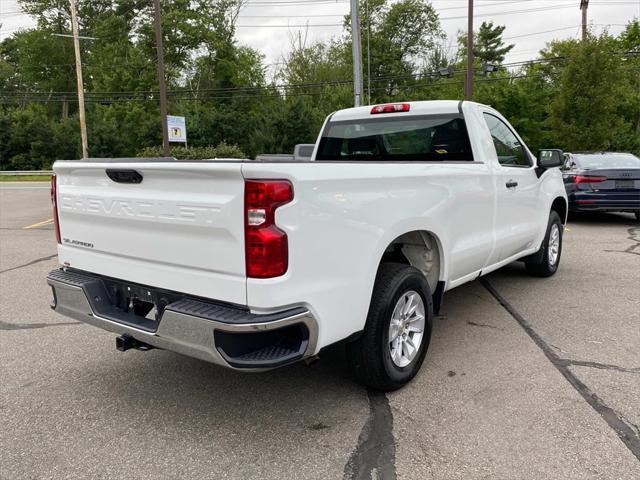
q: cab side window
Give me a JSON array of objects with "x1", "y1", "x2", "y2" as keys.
[{"x1": 482, "y1": 113, "x2": 530, "y2": 167}]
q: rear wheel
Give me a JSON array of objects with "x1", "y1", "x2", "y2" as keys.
[
  {"x1": 347, "y1": 263, "x2": 433, "y2": 391},
  {"x1": 525, "y1": 211, "x2": 563, "y2": 277}
]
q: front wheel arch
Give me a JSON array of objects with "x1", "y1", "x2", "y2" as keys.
[{"x1": 550, "y1": 196, "x2": 568, "y2": 225}]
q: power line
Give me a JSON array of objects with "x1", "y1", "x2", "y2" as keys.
[
  {"x1": 503, "y1": 22, "x2": 628, "y2": 40},
  {"x1": 3, "y1": 52, "x2": 637, "y2": 103},
  {"x1": 232, "y1": 3, "x2": 605, "y2": 28},
  {"x1": 235, "y1": 0, "x2": 558, "y2": 16}
]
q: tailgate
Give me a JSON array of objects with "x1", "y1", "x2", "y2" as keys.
[{"x1": 53, "y1": 160, "x2": 247, "y2": 305}]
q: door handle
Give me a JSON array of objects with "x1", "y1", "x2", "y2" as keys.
[
  {"x1": 106, "y1": 169, "x2": 143, "y2": 184},
  {"x1": 505, "y1": 180, "x2": 518, "y2": 189}
]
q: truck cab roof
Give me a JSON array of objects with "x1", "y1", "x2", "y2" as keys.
[{"x1": 330, "y1": 100, "x2": 484, "y2": 121}]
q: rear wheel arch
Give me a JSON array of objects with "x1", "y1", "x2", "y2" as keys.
[{"x1": 378, "y1": 230, "x2": 443, "y2": 294}]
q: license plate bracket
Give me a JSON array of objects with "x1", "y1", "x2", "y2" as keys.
[
  {"x1": 615, "y1": 179, "x2": 634, "y2": 189},
  {"x1": 105, "y1": 281, "x2": 163, "y2": 321}
]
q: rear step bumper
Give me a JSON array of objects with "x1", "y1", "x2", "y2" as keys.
[{"x1": 47, "y1": 269, "x2": 318, "y2": 370}]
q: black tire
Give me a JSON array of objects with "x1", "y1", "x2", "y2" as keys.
[
  {"x1": 347, "y1": 263, "x2": 433, "y2": 391},
  {"x1": 525, "y1": 211, "x2": 563, "y2": 277},
  {"x1": 635, "y1": 212, "x2": 640, "y2": 222}
]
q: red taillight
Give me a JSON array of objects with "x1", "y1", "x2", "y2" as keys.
[
  {"x1": 244, "y1": 180, "x2": 293, "y2": 278},
  {"x1": 51, "y1": 174, "x2": 61, "y2": 244},
  {"x1": 573, "y1": 175, "x2": 607, "y2": 184},
  {"x1": 370, "y1": 103, "x2": 410, "y2": 114}
]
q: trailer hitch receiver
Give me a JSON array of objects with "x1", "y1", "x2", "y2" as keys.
[{"x1": 116, "y1": 334, "x2": 154, "y2": 352}]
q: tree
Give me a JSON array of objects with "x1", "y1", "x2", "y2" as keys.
[
  {"x1": 615, "y1": 18, "x2": 640, "y2": 149},
  {"x1": 343, "y1": 0, "x2": 444, "y2": 97},
  {"x1": 458, "y1": 21, "x2": 514, "y2": 65},
  {"x1": 546, "y1": 34, "x2": 630, "y2": 152},
  {"x1": 2, "y1": 3, "x2": 639, "y2": 168}
]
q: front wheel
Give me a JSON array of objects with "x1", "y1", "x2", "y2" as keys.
[
  {"x1": 347, "y1": 263, "x2": 433, "y2": 391},
  {"x1": 525, "y1": 211, "x2": 563, "y2": 277}
]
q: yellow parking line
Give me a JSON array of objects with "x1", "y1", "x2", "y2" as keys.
[
  {"x1": 564, "y1": 227, "x2": 571, "y2": 232},
  {"x1": 23, "y1": 218, "x2": 54, "y2": 229}
]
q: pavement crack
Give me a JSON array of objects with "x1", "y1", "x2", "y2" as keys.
[
  {"x1": 604, "y1": 226, "x2": 640, "y2": 257},
  {"x1": 0, "y1": 254, "x2": 57, "y2": 274},
  {"x1": 563, "y1": 359, "x2": 640, "y2": 375},
  {"x1": 467, "y1": 320, "x2": 500, "y2": 329},
  {"x1": 0, "y1": 320, "x2": 81, "y2": 330},
  {"x1": 480, "y1": 277, "x2": 640, "y2": 462},
  {"x1": 343, "y1": 389, "x2": 396, "y2": 480}
]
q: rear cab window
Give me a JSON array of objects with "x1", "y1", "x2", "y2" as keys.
[{"x1": 316, "y1": 115, "x2": 474, "y2": 162}]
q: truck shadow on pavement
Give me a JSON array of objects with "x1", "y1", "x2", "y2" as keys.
[{"x1": 49, "y1": 338, "x2": 372, "y2": 478}]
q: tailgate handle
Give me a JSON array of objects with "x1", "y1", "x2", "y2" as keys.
[{"x1": 106, "y1": 169, "x2": 143, "y2": 184}]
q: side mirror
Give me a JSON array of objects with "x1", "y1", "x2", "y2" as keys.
[{"x1": 538, "y1": 149, "x2": 564, "y2": 168}]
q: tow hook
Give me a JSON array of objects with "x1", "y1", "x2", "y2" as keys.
[{"x1": 116, "y1": 334, "x2": 154, "y2": 352}]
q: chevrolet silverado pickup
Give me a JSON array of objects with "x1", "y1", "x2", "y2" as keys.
[{"x1": 47, "y1": 100, "x2": 568, "y2": 390}]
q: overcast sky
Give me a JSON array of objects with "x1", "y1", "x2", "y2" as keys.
[{"x1": 1, "y1": 0, "x2": 638, "y2": 77}]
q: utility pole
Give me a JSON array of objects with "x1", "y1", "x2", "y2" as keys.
[
  {"x1": 465, "y1": 0, "x2": 474, "y2": 100},
  {"x1": 69, "y1": 0, "x2": 88, "y2": 159},
  {"x1": 62, "y1": 96, "x2": 68, "y2": 119},
  {"x1": 580, "y1": 0, "x2": 589, "y2": 41},
  {"x1": 366, "y1": 0, "x2": 371, "y2": 105},
  {"x1": 350, "y1": 0, "x2": 364, "y2": 107},
  {"x1": 153, "y1": 0, "x2": 170, "y2": 156}
]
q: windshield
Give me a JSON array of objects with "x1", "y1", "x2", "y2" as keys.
[
  {"x1": 316, "y1": 115, "x2": 474, "y2": 161},
  {"x1": 576, "y1": 154, "x2": 640, "y2": 169}
]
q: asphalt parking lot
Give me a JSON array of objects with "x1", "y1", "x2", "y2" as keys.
[{"x1": 1, "y1": 182, "x2": 639, "y2": 480}]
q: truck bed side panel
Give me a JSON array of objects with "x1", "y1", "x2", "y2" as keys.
[{"x1": 242, "y1": 161, "x2": 495, "y2": 350}]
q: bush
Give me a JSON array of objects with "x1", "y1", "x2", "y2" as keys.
[
  {"x1": 137, "y1": 142, "x2": 246, "y2": 160},
  {"x1": 210, "y1": 141, "x2": 247, "y2": 159}
]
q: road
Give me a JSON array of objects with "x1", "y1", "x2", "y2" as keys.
[{"x1": 1, "y1": 182, "x2": 639, "y2": 480}]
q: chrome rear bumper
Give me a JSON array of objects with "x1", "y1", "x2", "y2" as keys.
[{"x1": 47, "y1": 269, "x2": 318, "y2": 370}]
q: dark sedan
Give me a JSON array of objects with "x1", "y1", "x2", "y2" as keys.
[{"x1": 562, "y1": 152, "x2": 640, "y2": 221}]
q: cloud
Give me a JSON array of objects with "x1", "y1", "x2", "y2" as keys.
[{"x1": 1, "y1": 0, "x2": 635, "y2": 67}]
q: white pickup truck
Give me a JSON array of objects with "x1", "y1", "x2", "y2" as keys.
[{"x1": 47, "y1": 100, "x2": 567, "y2": 390}]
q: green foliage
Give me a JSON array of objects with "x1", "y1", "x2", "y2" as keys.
[
  {"x1": 137, "y1": 142, "x2": 245, "y2": 159},
  {"x1": 545, "y1": 33, "x2": 639, "y2": 153},
  {"x1": 1, "y1": 3, "x2": 638, "y2": 170},
  {"x1": 0, "y1": 104, "x2": 76, "y2": 170},
  {"x1": 345, "y1": 0, "x2": 444, "y2": 95},
  {"x1": 458, "y1": 21, "x2": 515, "y2": 65}
]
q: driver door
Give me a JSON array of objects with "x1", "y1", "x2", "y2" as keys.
[{"x1": 482, "y1": 112, "x2": 543, "y2": 262}]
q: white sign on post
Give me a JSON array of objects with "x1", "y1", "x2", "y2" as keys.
[{"x1": 167, "y1": 115, "x2": 187, "y2": 143}]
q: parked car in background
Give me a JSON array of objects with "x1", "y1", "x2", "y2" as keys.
[{"x1": 562, "y1": 152, "x2": 640, "y2": 221}]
